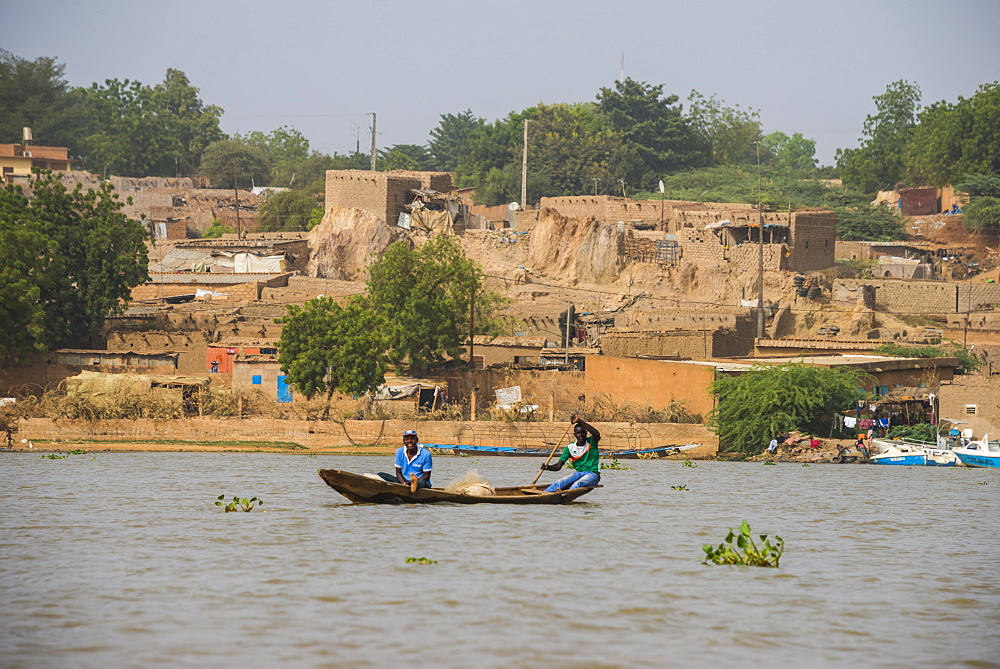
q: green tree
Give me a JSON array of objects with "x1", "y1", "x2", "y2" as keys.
[
  {"x1": 456, "y1": 116, "x2": 523, "y2": 201},
  {"x1": 367, "y1": 235, "x2": 507, "y2": 374},
  {"x1": 837, "y1": 80, "x2": 921, "y2": 193},
  {"x1": 79, "y1": 78, "x2": 178, "y2": 177},
  {"x1": 956, "y1": 172, "x2": 1000, "y2": 231},
  {"x1": 0, "y1": 50, "x2": 86, "y2": 150},
  {"x1": 151, "y1": 69, "x2": 224, "y2": 174},
  {"x1": 378, "y1": 144, "x2": 434, "y2": 172},
  {"x1": 199, "y1": 138, "x2": 272, "y2": 189},
  {"x1": 428, "y1": 109, "x2": 483, "y2": 171},
  {"x1": 597, "y1": 78, "x2": 700, "y2": 191},
  {"x1": 834, "y1": 204, "x2": 907, "y2": 241},
  {"x1": 686, "y1": 91, "x2": 761, "y2": 166},
  {"x1": 761, "y1": 131, "x2": 817, "y2": 172},
  {"x1": 277, "y1": 296, "x2": 389, "y2": 415},
  {"x1": 523, "y1": 103, "x2": 613, "y2": 199},
  {"x1": 906, "y1": 83, "x2": 1000, "y2": 186},
  {"x1": 709, "y1": 363, "x2": 870, "y2": 454},
  {"x1": 258, "y1": 190, "x2": 321, "y2": 232},
  {"x1": 0, "y1": 172, "x2": 149, "y2": 359}
]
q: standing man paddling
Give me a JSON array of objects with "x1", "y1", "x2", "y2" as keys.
[
  {"x1": 379, "y1": 429, "x2": 433, "y2": 489},
  {"x1": 540, "y1": 415, "x2": 601, "y2": 492}
]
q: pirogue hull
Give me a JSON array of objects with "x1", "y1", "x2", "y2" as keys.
[{"x1": 317, "y1": 469, "x2": 596, "y2": 504}]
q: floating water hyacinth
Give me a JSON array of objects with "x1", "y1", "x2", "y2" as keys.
[
  {"x1": 215, "y1": 495, "x2": 264, "y2": 512},
  {"x1": 405, "y1": 557, "x2": 437, "y2": 565},
  {"x1": 703, "y1": 521, "x2": 784, "y2": 568}
]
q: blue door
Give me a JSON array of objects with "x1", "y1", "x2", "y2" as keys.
[{"x1": 276, "y1": 376, "x2": 293, "y2": 403}]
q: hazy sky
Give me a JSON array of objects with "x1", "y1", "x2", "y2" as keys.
[{"x1": 3, "y1": 0, "x2": 998, "y2": 166}]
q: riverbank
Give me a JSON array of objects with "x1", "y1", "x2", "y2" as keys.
[{"x1": 8, "y1": 417, "x2": 720, "y2": 457}]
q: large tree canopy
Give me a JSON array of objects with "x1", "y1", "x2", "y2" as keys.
[
  {"x1": 367, "y1": 235, "x2": 507, "y2": 374},
  {"x1": 428, "y1": 109, "x2": 483, "y2": 172},
  {"x1": 0, "y1": 173, "x2": 149, "y2": 362},
  {"x1": 0, "y1": 49, "x2": 86, "y2": 149},
  {"x1": 836, "y1": 80, "x2": 921, "y2": 193},
  {"x1": 199, "y1": 138, "x2": 272, "y2": 190},
  {"x1": 597, "y1": 78, "x2": 701, "y2": 192},
  {"x1": 709, "y1": 363, "x2": 869, "y2": 454},
  {"x1": 277, "y1": 296, "x2": 389, "y2": 412}
]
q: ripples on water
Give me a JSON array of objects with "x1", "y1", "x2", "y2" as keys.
[{"x1": 1, "y1": 453, "x2": 997, "y2": 666}]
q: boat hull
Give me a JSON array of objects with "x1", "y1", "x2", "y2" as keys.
[
  {"x1": 954, "y1": 451, "x2": 1000, "y2": 468},
  {"x1": 317, "y1": 469, "x2": 596, "y2": 504},
  {"x1": 871, "y1": 453, "x2": 927, "y2": 465}
]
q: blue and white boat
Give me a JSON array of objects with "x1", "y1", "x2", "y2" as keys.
[
  {"x1": 870, "y1": 443, "x2": 928, "y2": 466},
  {"x1": 953, "y1": 434, "x2": 1000, "y2": 468}
]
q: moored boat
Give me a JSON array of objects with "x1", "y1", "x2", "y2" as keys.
[
  {"x1": 317, "y1": 469, "x2": 598, "y2": 504},
  {"x1": 953, "y1": 434, "x2": 1000, "y2": 468},
  {"x1": 870, "y1": 443, "x2": 927, "y2": 466}
]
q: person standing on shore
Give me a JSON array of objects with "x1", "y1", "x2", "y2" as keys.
[
  {"x1": 378, "y1": 429, "x2": 433, "y2": 489},
  {"x1": 539, "y1": 415, "x2": 601, "y2": 492}
]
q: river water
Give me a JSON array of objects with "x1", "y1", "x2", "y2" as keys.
[{"x1": 1, "y1": 452, "x2": 997, "y2": 667}]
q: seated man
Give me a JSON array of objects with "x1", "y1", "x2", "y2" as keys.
[
  {"x1": 539, "y1": 416, "x2": 601, "y2": 492},
  {"x1": 378, "y1": 429, "x2": 433, "y2": 489}
]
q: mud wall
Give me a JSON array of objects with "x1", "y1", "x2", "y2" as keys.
[
  {"x1": 787, "y1": 213, "x2": 837, "y2": 271},
  {"x1": 834, "y1": 279, "x2": 1000, "y2": 314},
  {"x1": 17, "y1": 417, "x2": 718, "y2": 453},
  {"x1": 585, "y1": 356, "x2": 717, "y2": 418}
]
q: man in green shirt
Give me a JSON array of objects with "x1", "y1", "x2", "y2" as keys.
[{"x1": 540, "y1": 415, "x2": 601, "y2": 492}]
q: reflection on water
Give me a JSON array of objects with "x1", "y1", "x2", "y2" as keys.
[{"x1": 1, "y1": 453, "x2": 998, "y2": 666}]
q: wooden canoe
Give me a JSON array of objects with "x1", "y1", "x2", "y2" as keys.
[{"x1": 317, "y1": 469, "x2": 597, "y2": 505}]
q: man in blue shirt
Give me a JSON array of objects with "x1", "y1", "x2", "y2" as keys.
[{"x1": 379, "y1": 429, "x2": 433, "y2": 489}]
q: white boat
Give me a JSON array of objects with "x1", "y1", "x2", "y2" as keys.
[
  {"x1": 953, "y1": 434, "x2": 1000, "y2": 468},
  {"x1": 870, "y1": 443, "x2": 928, "y2": 466},
  {"x1": 870, "y1": 434, "x2": 959, "y2": 467}
]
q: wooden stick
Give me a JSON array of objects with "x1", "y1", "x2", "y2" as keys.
[{"x1": 531, "y1": 422, "x2": 574, "y2": 486}]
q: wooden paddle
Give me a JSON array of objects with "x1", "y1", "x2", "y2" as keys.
[{"x1": 530, "y1": 420, "x2": 575, "y2": 486}]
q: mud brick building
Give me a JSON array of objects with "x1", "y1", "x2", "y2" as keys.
[
  {"x1": 325, "y1": 170, "x2": 453, "y2": 226},
  {"x1": 676, "y1": 210, "x2": 837, "y2": 272}
]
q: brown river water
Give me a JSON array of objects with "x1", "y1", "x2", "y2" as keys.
[{"x1": 1, "y1": 452, "x2": 998, "y2": 667}]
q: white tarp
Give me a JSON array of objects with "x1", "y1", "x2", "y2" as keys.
[
  {"x1": 373, "y1": 384, "x2": 422, "y2": 401},
  {"x1": 234, "y1": 253, "x2": 287, "y2": 273},
  {"x1": 196, "y1": 288, "x2": 229, "y2": 299},
  {"x1": 494, "y1": 386, "x2": 522, "y2": 404}
]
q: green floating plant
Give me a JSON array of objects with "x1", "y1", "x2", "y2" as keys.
[
  {"x1": 67, "y1": 449, "x2": 86, "y2": 455},
  {"x1": 405, "y1": 557, "x2": 437, "y2": 565},
  {"x1": 763, "y1": 461, "x2": 776, "y2": 466},
  {"x1": 703, "y1": 521, "x2": 784, "y2": 568},
  {"x1": 670, "y1": 485, "x2": 688, "y2": 491},
  {"x1": 215, "y1": 494, "x2": 264, "y2": 512},
  {"x1": 42, "y1": 454, "x2": 67, "y2": 460},
  {"x1": 682, "y1": 460, "x2": 697, "y2": 468},
  {"x1": 600, "y1": 458, "x2": 634, "y2": 470}
]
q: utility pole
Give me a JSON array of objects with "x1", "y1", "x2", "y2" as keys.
[
  {"x1": 564, "y1": 301, "x2": 571, "y2": 366},
  {"x1": 756, "y1": 142, "x2": 765, "y2": 343},
  {"x1": 233, "y1": 166, "x2": 242, "y2": 240},
  {"x1": 469, "y1": 285, "x2": 476, "y2": 367},
  {"x1": 353, "y1": 123, "x2": 361, "y2": 168},
  {"x1": 369, "y1": 112, "x2": 377, "y2": 171},
  {"x1": 521, "y1": 120, "x2": 529, "y2": 210}
]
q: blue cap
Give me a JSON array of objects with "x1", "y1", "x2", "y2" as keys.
[{"x1": 403, "y1": 430, "x2": 418, "y2": 437}]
